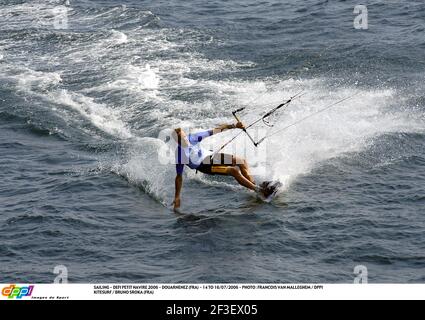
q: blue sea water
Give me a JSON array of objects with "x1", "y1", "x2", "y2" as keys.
[{"x1": 0, "y1": 0, "x2": 424, "y2": 283}]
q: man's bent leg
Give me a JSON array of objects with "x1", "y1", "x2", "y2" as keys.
[
  {"x1": 225, "y1": 167, "x2": 256, "y2": 191},
  {"x1": 233, "y1": 156, "x2": 255, "y2": 185}
]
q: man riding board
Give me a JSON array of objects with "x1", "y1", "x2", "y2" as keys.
[{"x1": 172, "y1": 122, "x2": 274, "y2": 210}]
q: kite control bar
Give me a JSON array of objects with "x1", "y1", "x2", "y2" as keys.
[
  {"x1": 232, "y1": 108, "x2": 258, "y2": 147},
  {"x1": 213, "y1": 91, "x2": 303, "y2": 155},
  {"x1": 231, "y1": 91, "x2": 304, "y2": 147}
]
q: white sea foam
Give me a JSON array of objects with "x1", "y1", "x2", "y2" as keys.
[
  {"x1": 110, "y1": 64, "x2": 160, "y2": 91},
  {"x1": 0, "y1": 65, "x2": 63, "y2": 92},
  {"x1": 108, "y1": 30, "x2": 128, "y2": 46},
  {"x1": 48, "y1": 90, "x2": 133, "y2": 139},
  {"x1": 16, "y1": 69, "x2": 63, "y2": 90},
  {"x1": 115, "y1": 137, "x2": 173, "y2": 205},
  {"x1": 0, "y1": 0, "x2": 73, "y2": 30},
  {"x1": 6, "y1": 67, "x2": 132, "y2": 139}
]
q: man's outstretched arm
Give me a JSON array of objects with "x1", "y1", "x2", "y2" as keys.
[
  {"x1": 212, "y1": 121, "x2": 244, "y2": 135},
  {"x1": 173, "y1": 174, "x2": 183, "y2": 210}
]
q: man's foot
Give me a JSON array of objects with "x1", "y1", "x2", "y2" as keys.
[{"x1": 258, "y1": 181, "x2": 275, "y2": 198}]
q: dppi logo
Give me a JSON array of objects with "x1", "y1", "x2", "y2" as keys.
[{"x1": 2, "y1": 285, "x2": 34, "y2": 299}]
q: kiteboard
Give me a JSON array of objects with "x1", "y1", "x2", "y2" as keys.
[{"x1": 258, "y1": 180, "x2": 282, "y2": 203}]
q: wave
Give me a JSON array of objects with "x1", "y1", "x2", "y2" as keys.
[{"x1": 0, "y1": 65, "x2": 133, "y2": 139}]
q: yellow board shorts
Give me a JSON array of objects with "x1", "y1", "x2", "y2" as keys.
[{"x1": 196, "y1": 153, "x2": 234, "y2": 175}]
